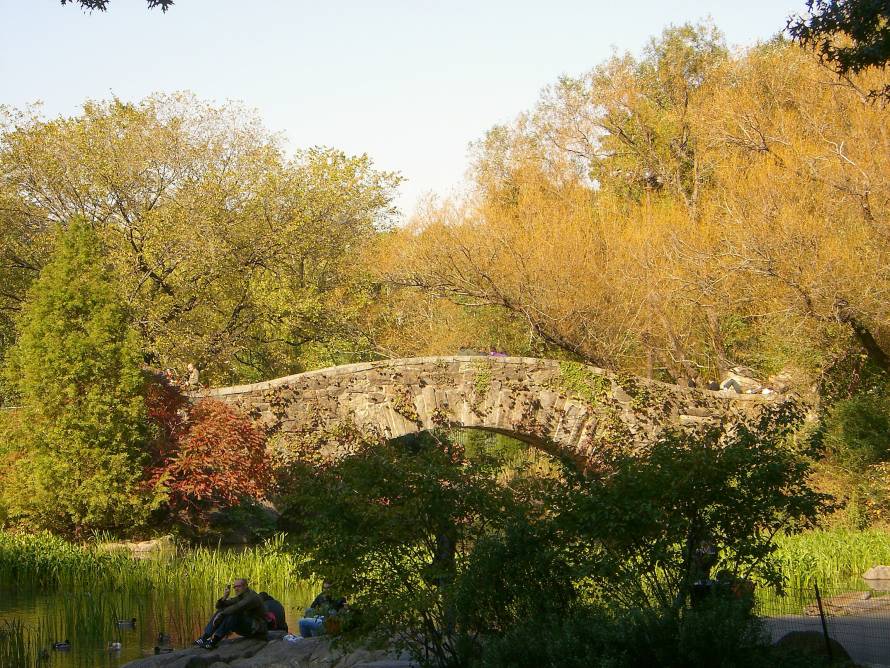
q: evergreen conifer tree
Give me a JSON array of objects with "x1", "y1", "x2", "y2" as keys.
[{"x1": 3, "y1": 220, "x2": 151, "y2": 536}]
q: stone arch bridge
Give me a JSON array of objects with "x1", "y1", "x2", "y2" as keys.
[{"x1": 198, "y1": 356, "x2": 786, "y2": 463}]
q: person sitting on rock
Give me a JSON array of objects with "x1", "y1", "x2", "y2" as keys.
[
  {"x1": 298, "y1": 581, "x2": 347, "y2": 638},
  {"x1": 195, "y1": 578, "x2": 268, "y2": 650},
  {"x1": 258, "y1": 591, "x2": 288, "y2": 633}
]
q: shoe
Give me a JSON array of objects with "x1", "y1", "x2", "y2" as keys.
[
  {"x1": 193, "y1": 638, "x2": 207, "y2": 648},
  {"x1": 204, "y1": 637, "x2": 221, "y2": 650}
]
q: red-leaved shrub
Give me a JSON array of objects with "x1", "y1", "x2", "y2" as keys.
[
  {"x1": 144, "y1": 376, "x2": 189, "y2": 463},
  {"x1": 146, "y1": 391, "x2": 272, "y2": 522}
]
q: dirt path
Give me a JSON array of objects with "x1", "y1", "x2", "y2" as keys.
[{"x1": 765, "y1": 615, "x2": 890, "y2": 667}]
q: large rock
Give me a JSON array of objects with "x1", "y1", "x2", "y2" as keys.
[
  {"x1": 98, "y1": 535, "x2": 175, "y2": 559},
  {"x1": 122, "y1": 637, "x2": 271, "y2": 668},
  {"x1": 862, "y1": 565, "x2": 890, "y2": 591},
  {"x1": 122, "y1": 635, "x2": 417, "y2": 668},
  {"x1": 774, "y1": 630, "x2": 851, "y2": 661}
]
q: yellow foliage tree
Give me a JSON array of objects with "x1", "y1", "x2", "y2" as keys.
[{"x1": 375, "y1": 28, "x2": 889, "y2": 389}]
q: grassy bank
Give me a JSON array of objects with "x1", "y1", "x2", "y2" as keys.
[
  {"x1": 0, "y1": 530, "x2": 308, "y2": 594},
  {"x1": 6, "y1": 527, "x2": 889, "y2": 593}
]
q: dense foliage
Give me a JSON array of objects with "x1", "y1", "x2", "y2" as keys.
[
  {"x1": 479, "y1": 600, "x2": 807, "y2": 668},
  {"x1": 1, "y1": 222, "x2": 152, "y2": 536},
  {"x1": 550, "y1": 412, "x2": 831, "y2": 609},
  {"x1": 0, "y1": 94, "x2": 400, "y2": 386},
  {"x1": 279, "y1": 431, "x2": 568, "y2": 666},
  {"x1": 147, "y1": 398, "x2": 272, "y2": 529},
  {"x1": 377, "y1": 27, "x2": 889, "y2": 389},
  {"x1": 368, "y1": 25, "x2": 890, "y2": 528},
  {"x1": 279, "y1": 414, "x2": 827, "y2": 667}
]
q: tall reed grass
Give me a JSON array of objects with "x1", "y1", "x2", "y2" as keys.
[
  {"x1": 1, "y1": 531, "x2": 316, "y2": 665},
  {"x1": 0, "y1": 531, "x2": 131, "y2": 590},
  {"x1": 773, "y1": 528, "x2": 890, "y2": 589},
  {"x1": 6, "y1": 528, "x2": 889, "y2": 596},
  {"x1": 0, "y1": 531, "x2": 309, "y2": 595},
  {"x1": 0, "y1": 619, "x2": 42, "y2": 668}
]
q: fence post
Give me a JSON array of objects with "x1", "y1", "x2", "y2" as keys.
[{"x1": 813, "y1": 581, "x2": 834, "y2": 662}]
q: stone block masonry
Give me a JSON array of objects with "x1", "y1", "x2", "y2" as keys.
[{"x1": 197, "y1": 356, "x2": 785, "y2": 465}]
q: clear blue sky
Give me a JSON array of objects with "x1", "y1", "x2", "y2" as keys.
[{"x1": 1, "y1": 0, "x2": 800, "y2": 217}]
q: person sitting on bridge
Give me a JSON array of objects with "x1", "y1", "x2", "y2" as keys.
[
  {"x1": 719, "y1": 377, "x2": 742, "y2": 393},
  {"x1": 298, "y1": 581, "x2": 347, "y2": 638},
  {"x1": 195, "y1": 578, "x2": 268, "y2": 650},
  {"x1": 186, "y1": 362, "x2": 201, "y2": 390}
]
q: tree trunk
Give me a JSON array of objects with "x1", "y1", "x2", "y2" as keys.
[{"x1": 835, "y1": 300, "x2": 890, "y2": 373}]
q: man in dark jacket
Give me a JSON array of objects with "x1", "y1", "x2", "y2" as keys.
[{"x1": 195, "y1": 578, "x2": 268, "y2": 649}]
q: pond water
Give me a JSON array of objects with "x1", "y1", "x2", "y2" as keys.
[{"x1": 0, "y1": 584, "x2": 316, "y2": 667}]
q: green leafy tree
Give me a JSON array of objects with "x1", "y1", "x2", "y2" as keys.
[
  {"x1": 823, "y1": 392, "x2": 890, "y2": 470},
  {"x1": 1, "y1": 221, "x2": 152, "y2": 537},
  {"x1": 788, "y1": 0, "x2": 890, "y2": 100},
  {"x1": 551, "y1": 404, "x2": 832, "y2": 610},
  {"x1": 0, "y1": 175, "x2": 50, "y2": 405},
  {"x1": 813, "y1": 371, "x2": 890, "y2": 526},
  {"x1": 279, "y1": 430, "x2": 568, "y2": 667},
  {"x1": 0, "y1": 95, "x2": 401, "y2": 383}
]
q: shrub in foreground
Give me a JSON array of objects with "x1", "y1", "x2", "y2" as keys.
[
  {"x1": 479, "y1": 598, "x2": 821, "y2": 668},
  {"x1": 147, "y1": 398, "x2": 272, "y2": 531}
]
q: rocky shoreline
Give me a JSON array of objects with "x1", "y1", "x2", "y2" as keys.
[{"x1": 121, "y1": 632, "x2": 416, "y2": 668}]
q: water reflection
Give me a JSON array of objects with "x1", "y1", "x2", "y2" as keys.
[{"x1": 0, "y1": 584, "x2": 314, "y2": 667}]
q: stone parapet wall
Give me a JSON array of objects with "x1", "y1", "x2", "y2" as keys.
[{"x1": 197, "y1": 356, "x2": 782, "y2": 463}]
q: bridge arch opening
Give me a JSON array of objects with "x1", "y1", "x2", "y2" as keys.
[{"x1": 386, "y1": 427, "x2": 565, "y2": 483}]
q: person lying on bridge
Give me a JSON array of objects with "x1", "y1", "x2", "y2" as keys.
[{"x1": 195, "y1": 578, "x2": 268, "y2": 650}]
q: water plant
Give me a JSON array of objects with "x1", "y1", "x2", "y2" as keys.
[
  {"x1": 0, "y1": 531, "x2": 310, "y2": 595},
  {"x1": 0, "y1": 619, "x2": 39, "y2": 668},
  {"x1": 772, "y1": 528, "x2": 890, "y2": 589},
  {"x1": 0, "y1": 531, "x2": 132, "y2": 590},
  {"x1": 0, "y1": 531, "x2": 316, "y2": 665}
]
